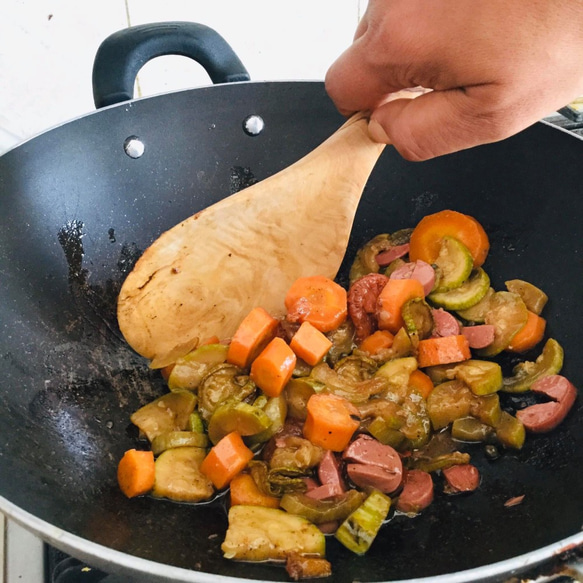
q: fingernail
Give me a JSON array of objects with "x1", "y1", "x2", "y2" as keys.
[{"x1": 368, "y1": 119, "x2": 390, "y2": 144}]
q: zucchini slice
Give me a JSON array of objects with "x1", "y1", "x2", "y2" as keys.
[
  {"x1": 222, "y1": 506, "x2": 326, "y2": 562},
  {"x1": 428, "y1": 268, "x2": 490, "y2": 311},
  {"x1": 432, "y1": 236, "x2": 473, "y2": 293}
]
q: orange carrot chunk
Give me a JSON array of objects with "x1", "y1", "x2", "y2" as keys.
[
  {"x1": 117, "y1": 449, "x2": 155, "y2": 498},
  {"x1": 227, "y1": 306, "x2": 279, "y2": 368},
  {"x1": 507, "y1": 310, "x2": 546, "y2": 353},
  {"x1": 303, "y1": 394, "x2": 360, "y2": 452},
  {"x1": 230, "y1": 473, "x2": 280, "y2": 508},
  {"x1": 409, "y1": 210, "x2": 490, "y2": 268},
  {"x1": 359, "y1": 330, "x2": 394, "y2": 355},
  {"x1": 250, "y1": 337, "x2": 297, "y2": 397},
  {"x1": 377, "y1": 278, "x2": 425, "y2": 334},
  {"x1": 290, "y1": 321, "x2": 333, "y2": 366},
  {"x1": 408, "y1": 369, "x2": 435, "y2": 399},
  {"x1": 200, "y1": 431, "x2": 254, "y2": 490},
  {"x1": 417, "y1": 335, "x2": 472, "y2": 368},
  {"x1": 284, "y1": 275, "x2": 347, "y2": 333}
]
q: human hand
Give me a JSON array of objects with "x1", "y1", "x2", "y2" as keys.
[{"x1": 325, "y1": 0, "x2": 583, "y2": 160}]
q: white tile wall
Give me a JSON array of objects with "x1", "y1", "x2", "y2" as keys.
[{"x1": 0, "y1": 0, "x2": 367, "y2": 154}]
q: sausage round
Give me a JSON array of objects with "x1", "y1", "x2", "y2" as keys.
[
  {"x1": 318, "y1": 450, "x2": 345, "y2": 492},
  {"x1": 347, "y1": 273, "x2": 389, "y2": 341},
  {"x1": 395, "y1": 470, "x2": 434, "y2": 514},
  {"x1": 461, "y1": 325, "x2": 495, "y2": 349},
  {"x1": 390, "y1": 260, "x2": 436, "y2": 296},
  {"x1": 346, "y1": 463, "x2": 403, "y2": 494},
  {"x1": 432, "y1": 308, "x2": 460, "y2": 337},
  {"x1": 442, "y1": 464, "x2": 480, "y2": 493},
  {"x1": 375, "y1": 243, "x2": 410, "y2": 267},
  {"x1": 516, "y1": 374, "x2": 577, "y2": 433}
]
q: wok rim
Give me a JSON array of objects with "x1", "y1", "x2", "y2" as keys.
[{"x1": 2, "y1": 495, "x2": 581, "y2": 582}]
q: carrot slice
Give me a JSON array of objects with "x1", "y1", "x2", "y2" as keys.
[
  {"x1": 230, "y1": 473, "x2": 280, "y2": 508},
  {"x1": 227, "y1": 306, "x2": 279, "y2": 368},
  {"x1": 200, "y1": 431, "x2": 254, "y2": 490},
  {"x1": 285, "y1": 275, "x2": 347, "y2": 333},
  {"x1": 250, "y1": 337, "x2": 297, "y2": 397},
  {"x1": 290, "y1": 321, "x2": 333, "y2": 366},
  {"x1": 409, "y1": 210, "x2": 490, "y2": 268},
  {"x1": 377, "y1": 278, "x2": 425, "y2": 334},
  {"x1": 417, "y1": 335, "x2": 471, "y2": 368},
  {"x1": 408, "y1": 369, "x2": 434, "y2": 399},
  {"x1": 507, "y1": 310, "x2": 546, "y2": 353},
  {"x1": 359, "y1": 330, "x2": 394, "y2": 355},
  {"x1": 303, "y1": 394, "x2": 359, "y2": 452},
  {"x1": 117, "y1": 449, "x2": 155, "y2": 498}
]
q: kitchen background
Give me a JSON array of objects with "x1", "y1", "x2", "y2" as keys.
[
  {"x1": 0, "y1": 1, "x2": 366, "y2": 580},
  {"x1": 0, "y1": 0, "x2": 368, "y2": 155}
]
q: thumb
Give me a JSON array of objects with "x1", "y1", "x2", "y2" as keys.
[{"x1": 368, "y1": 87, "x2": 512, "y2": 161}]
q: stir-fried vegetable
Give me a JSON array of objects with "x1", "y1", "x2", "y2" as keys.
[{"x1": 117, "y1": 209, "x2": 577, "y2": 581}]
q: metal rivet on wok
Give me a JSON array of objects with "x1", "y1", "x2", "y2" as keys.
[
  {"x1": 123, "y1": 136, "x2": 145, "y2": 158},
  {"x1": 242, "y1": 115, "x2": 264, "y2": 136}
]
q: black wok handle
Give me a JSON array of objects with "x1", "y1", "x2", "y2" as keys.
[{"x1": 92, "y1": 22, "x2": 251, "y2": 108}]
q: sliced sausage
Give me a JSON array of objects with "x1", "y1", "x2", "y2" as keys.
[
  {"x1": 390, "y1": 260, "x2": 436, "y2": 296},
  {"x1": 431, "y1": 308, "x2": 460, "y2": 337},
  {"x1": 375, "y1": 243, "x2": 410, "y2": 266},
  {"x1": 346, "y1": 463, "x2": 403, "y2": 494},
  {"x1": 516, "y1": 374, "x2": 577, "y2": 433},
  {"x1": 318, "y1": 450, "x2": 345, "y2": 492},
  {"x1": 395, "y1": 470, "x2": 434, "y2": 514},
  {"x1": 305, "y1": 482, "x2": 344, "y2": 500},
  {"x1": 348, "y1": 273, "x2": 389, "y2": 341},
  {"x1": 461, "y1": 325, "x2": 495, "y2": 349},
  {"x1": 342, "y1": 435, "x2": 403, "y2": 474},
  {"x1": 442, "y1": 464, "x2": 480, "y2": 493}
]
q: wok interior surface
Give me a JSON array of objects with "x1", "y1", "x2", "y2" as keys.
[{"x1": 0, "y1": 81, "x2": 582, "y2": 582}]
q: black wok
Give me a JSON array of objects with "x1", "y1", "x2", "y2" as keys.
[{"x1": 0, "y1": 22, "x2": 582, "y2": 583}]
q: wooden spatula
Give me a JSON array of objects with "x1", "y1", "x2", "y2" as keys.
[{"x1": 118, "y1": 113, "x2": 386, "y2": 368}]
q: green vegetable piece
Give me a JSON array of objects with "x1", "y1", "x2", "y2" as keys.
[
  {"x1": 475, "y1": 291, "x2": 529, "y2": 357},
  {"x1": 375, "y1": 356, "x2": 418, "y2": 392},
  {"x1": 325, "y1": 320, "x2": 357, "y2": 366},
  {"x1": 367, "y1": 417, "x2": 407, "y2": 449},
  {"x1": 207, "y1": 401, "x2": 271, "y2": 445},
  {"x1": 410, "y1": 451, "x2": 471, "y2": 473},
  {"x1": 284, "y1": 378, "x2": 317, "y2": 421},
  {"x1": 451, "y1": 417, "x2": 494, "y2": 442},
  {"x1": 456, "y1": 287, "x2": 495, "y2": 323},
  {"x1": 198, "y1": 363, "x2": 256, "y2": 421},
  {"x1": 424, "y1": 363, "x2": 459, "y2": 384},
  {"x1": 502, "y1": 338, "x2": 564, "y2": 393},
  {"x1": 152, "y1": 446, "x2": 213, "y2": 502},
  {"x1": 222, "y1": 505, "x2": 326, "y2": 562},
  {"x1": 151, "y1": 430, "x2": 209, "y2": 455},
  {"x1": 426, "y1": 380, "x2": 474, "y2": 430},
  {"x1": 454, "y1": 360, "x2": 503, "y2": 395},
  {"x1": 188, "y1": 411, "x2": 204, "y2": 433},
  {"x1": 167, "y1": 344, "x2": 228, "y2": 391},
  {"x1": 130, "y1": 391, "x2": 197, "y2": 442},
  {"x1": 470, "y1": 393, "x2": 502, "y2": 427},
  {"x1": 432, "y1": 236, "x2": 474, "y2": 293},
  {"x1": 246, "y1": 395, "x2": 288, "y2": 446},
  {"x1": 495, "y1": 411, "x2": 525, "y2": 450},
  {"x1": 505, "y1": 279, "x2": 548, "y2": 315},
  {"x1": 335, "y1": 490, "x2": 391, "y2": 555},
  {"x1": 280, "y1": 490, "x2": 366, "y2": 524},
  {"x1": 401, "y1": 297, "x2": 434, "y2": 346},
  {"x1": 428, "y1": 268, "x2": 490, "y2": 311},
  {"x1": 248, "y1": 461, "x2": 308, "y2": 497}
]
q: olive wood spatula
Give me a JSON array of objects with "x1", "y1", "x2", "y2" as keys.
[{"x1": 118, "y1": 113, "x2": 386, "y2": 368}]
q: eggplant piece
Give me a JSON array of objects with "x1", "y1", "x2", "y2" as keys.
[
  {"x1": 222, "y1": 506, "x2": 326, "y2": 562},
  {"x1": 451, "y1": 417, "x2": 494, "y2": 442},
  {"x1": 130, "y1": 391, "x2": 197, "y2": 441},
  {"x1": 280, "y1": 490, "x2": 366, "y2": 524},
  {"x1": 495, "y1": 411, "x2": 526, "y2": 450},
  {"x1": 152, "y1": 446, "x2": 214, "y2": 502}
]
